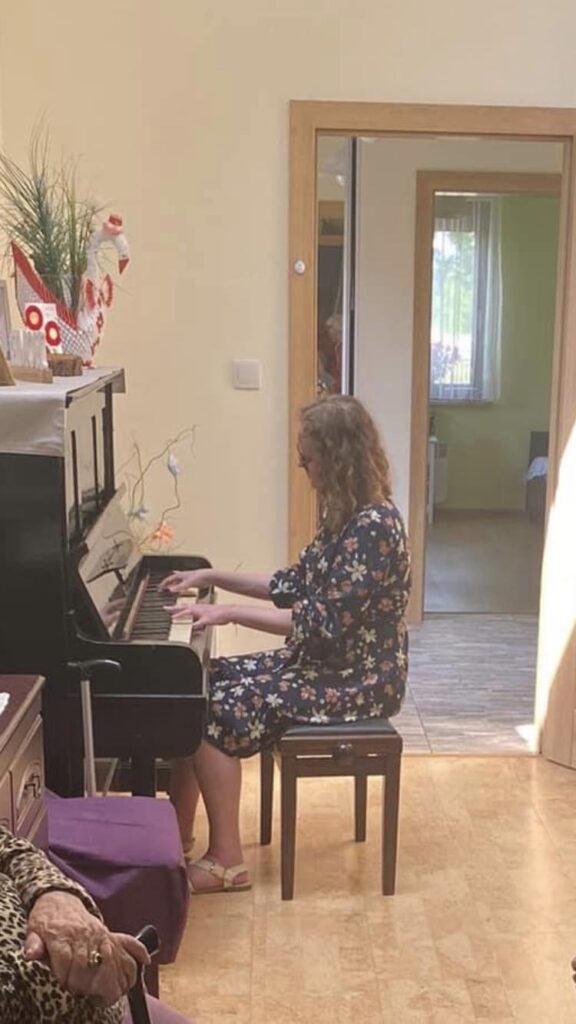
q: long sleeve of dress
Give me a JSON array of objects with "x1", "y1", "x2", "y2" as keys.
[
  {"x1": 269, "y1": 551, "x2": 307, "y2": 607},
  {"x1": 272, "y1": 506, "x2": 410, "y2": 662}
]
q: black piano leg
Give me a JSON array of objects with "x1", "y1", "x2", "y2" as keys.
[
  {"x1": 131, "y1": 756, "x2": 157, "y2": 797},
  {"x1": 44, "y1": 693, "x2": 85, "y2": 797}
]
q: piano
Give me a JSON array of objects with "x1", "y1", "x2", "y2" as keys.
[{"x1": 0, "y1": 367, "x2": 211, "y2": 796}]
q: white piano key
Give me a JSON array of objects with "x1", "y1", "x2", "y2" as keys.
[
  {"x1": 168, "y1": 597, "x2": 193, "y2": 644},
  {"x1": 169, "y1": 621, "x2": 193, "y2": 643}
]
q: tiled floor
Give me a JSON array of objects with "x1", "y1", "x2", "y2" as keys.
[
  {"x1": 161, "y1": 755, "x2": 576, "y2": 1023},
  {"x1": 158, "y1": 619, "x2": 552, "y2": 1023},
  {"x1": 396, "y1": 614, "x2": 538, "y2": 754}
]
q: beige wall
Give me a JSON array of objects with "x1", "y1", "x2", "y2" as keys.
[{"x1": 0, "y1": 1, "x2": 575, "y2": 652}]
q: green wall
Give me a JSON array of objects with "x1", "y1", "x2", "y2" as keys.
[{"x1": 433, "y1": 194, "x2": 559, "y2": 511}]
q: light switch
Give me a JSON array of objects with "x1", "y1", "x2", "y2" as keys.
[{"x1": 232, "y1": 359, "x2": 262, "y2": 390}]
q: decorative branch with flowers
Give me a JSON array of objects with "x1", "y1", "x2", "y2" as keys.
[{"x1": 119, "y1": 427, "x2": 197, "y2": 551}]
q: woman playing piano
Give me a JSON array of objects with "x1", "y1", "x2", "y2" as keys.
[{"x1": 159, "y1": 395, "x2": 411, "y2": 894}]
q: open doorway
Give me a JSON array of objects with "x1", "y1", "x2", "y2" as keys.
[
  {"x1": 421, "y1": 175, "x2": 561, "y2": 615},
  {"x1": 291, "y1": 102, "x2": 576, "y2": 768},
  {"x1": 315, "y1": 132, "x2": 564, "y2": 753}
]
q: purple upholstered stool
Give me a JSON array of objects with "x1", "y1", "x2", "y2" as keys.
[{"x1": 46, "y1": 792, "x2": 189, "y2": 995}]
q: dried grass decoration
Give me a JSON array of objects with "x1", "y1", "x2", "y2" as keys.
[{"x1": 0, "y1": 129, "x2": 129, "y2": 364}]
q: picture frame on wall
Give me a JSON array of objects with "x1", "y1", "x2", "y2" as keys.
[{"x1": 0, "y1": 280, "x2": 11, "y2": 355}]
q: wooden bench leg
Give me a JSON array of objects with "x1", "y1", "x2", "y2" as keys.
[
  {"x1": 354, "y1": 771, "x2": 367, "y2": 842},
  {"x1": 260, "y1": 750, "x2": 274, "y2": 845},
  {"x1": 382, "y1": 752, "x2": 401, "y2": 895},
  {"x1": 280, "y1": 756, "x2": 297, "y2": 900}
]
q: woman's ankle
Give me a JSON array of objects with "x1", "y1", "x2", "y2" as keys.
[
  {"x1": 182, "y1": 835, "x2": 196, "y2": 860},
  {"x1": 205, "y1": 845, "x2": 244, "y2": 868}
]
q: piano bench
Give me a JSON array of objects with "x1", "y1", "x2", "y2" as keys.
[
  {"x1": 46, "y1": 792, "x2": 189, "y2": 997},
  {"x1": 259, "y1": 719, "x2": 403, "y2": 900}
]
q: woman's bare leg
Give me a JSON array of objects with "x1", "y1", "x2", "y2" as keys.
[
  {"x1": 186, "y1": 740, "x2": 248, "y2": 891},
  {"x1": 169, "y1": 757, "x2": 201, "y2": 855}
]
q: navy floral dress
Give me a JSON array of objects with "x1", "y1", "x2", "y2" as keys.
[{"x1": 205, "y1": 501, "x2": 411, "y2": 757}]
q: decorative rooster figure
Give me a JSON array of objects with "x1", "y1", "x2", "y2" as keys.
[
  {"x1": 77, "y1": 214, "x2": 130, "y2": 358},
  {"x1": 12, "y1": 214, "x2": 130, "y2": 365}
]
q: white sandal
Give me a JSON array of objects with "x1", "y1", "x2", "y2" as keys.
[{"x1": 188, "y1": 856, "x2": 251, "y2": 894}]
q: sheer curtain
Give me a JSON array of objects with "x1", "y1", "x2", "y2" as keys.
[
  {"x1": 430, "y1": 195, "x2": 502, "y2": 403},
  {"x1": 474, "y1": 197, "x2": 502, "y2": 401}
]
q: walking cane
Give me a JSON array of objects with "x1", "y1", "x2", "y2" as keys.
[
  {"x1": 67, "y1": 658, "x2": 122, "y2": 796},
  {"x1": 127, "y1": 925, "x2": 161, "y2": 1024}
]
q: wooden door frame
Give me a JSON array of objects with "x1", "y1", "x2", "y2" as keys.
[
  {"x1": 289, "y1": 100, "x2": 576, "y2": 764},
  {"x1": 410, "y1": 170, "x2": 562, "y2": 620}
]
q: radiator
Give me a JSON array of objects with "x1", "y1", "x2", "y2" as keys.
[{"x1": 427, "y1": 439, "x2": 448, "y2": 524}]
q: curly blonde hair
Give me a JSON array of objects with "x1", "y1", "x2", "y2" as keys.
[{"x1": 299, "y1": 394, "x2": 392, "y2": 535}]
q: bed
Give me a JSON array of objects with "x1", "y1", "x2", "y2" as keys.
[{"x1": 525, "y1": 431, "x2": 548, "y2": 523}]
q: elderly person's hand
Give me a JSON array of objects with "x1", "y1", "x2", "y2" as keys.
[{"x1": 23, "y1": 890, "x2": 150, "y2": 1007}]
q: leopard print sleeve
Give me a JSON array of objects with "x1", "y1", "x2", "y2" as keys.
[
  {"x1": 0, "y1": 825, "x2": 100, "y2": 916},
  {"x1": 0, "y1": 827, "x2": 124, "y2": 1023}
]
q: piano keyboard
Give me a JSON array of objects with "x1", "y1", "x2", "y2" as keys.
[{"x1": 129, "y1": 568, "x2": 206, "y2": 645}]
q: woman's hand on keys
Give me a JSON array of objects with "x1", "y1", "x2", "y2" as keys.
[
  {"x1": 164, "y1": 601, "x2": 235, "y2": 630},
  {"x1": 157, "y1": 568, "x2": 212, "y2": 594}
]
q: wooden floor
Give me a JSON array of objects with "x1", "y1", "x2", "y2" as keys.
[
  {"x1": 160, "y1": 755, "x2": 576, "y2": 1023},
  {"x1": 424, "y1": 512, "x2": 544, "y2": 614}
]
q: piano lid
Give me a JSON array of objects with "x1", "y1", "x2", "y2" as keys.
[
  {"x1": 0, "y1": 367, "x2": 125, "y2": 458},
  {"x1": 77, "y1": 487, "x2": 142, "y2": 639}
]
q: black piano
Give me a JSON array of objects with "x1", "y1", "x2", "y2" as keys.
[{"x1": 0, "y1": 367, "x2": 211, "y2": 796}]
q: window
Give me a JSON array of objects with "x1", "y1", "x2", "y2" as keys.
[{"x1": 430, "y1": 194, "x2": 502, "y2": 403}]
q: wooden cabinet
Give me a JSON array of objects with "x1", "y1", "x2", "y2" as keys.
[{"x1": 0, "y1": 676, "x2": 47, "y2": 847}]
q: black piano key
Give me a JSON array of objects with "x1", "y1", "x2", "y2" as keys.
[{"x1": 127, "y1": 573, "x2": 190, "y2": 640}]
